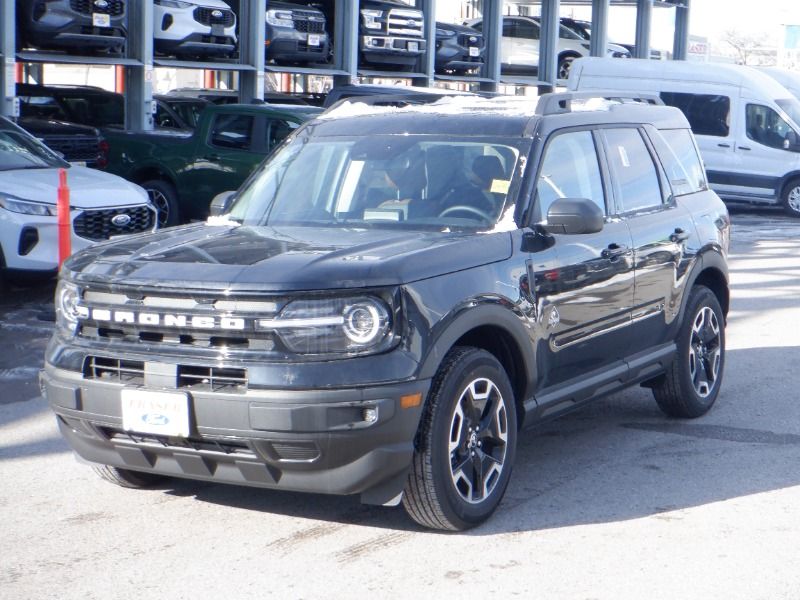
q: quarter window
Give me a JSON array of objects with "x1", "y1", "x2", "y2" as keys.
[
  {"x1": 603, "y1": 128, "x2": 664, "y2": 213},
  {"x1": 210, "y1": 114, "x2": 254, "y2": 150},
  {"x1": 746, "y1": 104, "x2": 794, "y2": 150},
  {"x1": 266, "y1": 119, "x2": 299, "y2": 151},
  {"x1": 534, "y1": 130, "x2": 605, "y2": 222},
  {"x1": 660, "y1": 92, "x2": 730, "y2": 137},
  {"x1": 652, "y1": 128, "x2": 707, "y2": 196}
]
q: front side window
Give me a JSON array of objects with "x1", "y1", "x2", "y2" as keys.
[
  {"x1": 210, "y1": 114, "x2": 254, "y2": 150},
  {"x1": 746, "y1": 103, "x2": 795, "y2": 150},
  {"x1": 660, "y1": 92, "x2": 730, "y2": 137},
  {"x1": 603, "y1": 128, "x2": 664, "y2": 213},
  {"x1": 651, "y1": 128, "x2": 707, "y2": 196},
  {"x1": 228, "y1": 134, "x2": 527, "y2": 231},
  {"x1": 534, "y1": 130, "x2": 605, "y2": 222},
  {"x1": 266, "y1": 119, "x2": 300, "y2": 152}
]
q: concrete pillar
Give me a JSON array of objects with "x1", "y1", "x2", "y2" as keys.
[
  {"x1": 590, "y1": 0, "x2": 610, "y2": 57},
  {"x1": 634, "y1": 0, "x2": 653, "y2": 59},
  {"x1": 239, "y1": 0, "x2": 266, "y2": 103},
  {"x1": 539, "y1": 0, "x2": 561, "y2": 92},
  {"x1": 673, "y1": 2, "x2": 691, "y2": 61},
  {"x1": 480, "y1": 0, "x2": 502, "y2": 93}
]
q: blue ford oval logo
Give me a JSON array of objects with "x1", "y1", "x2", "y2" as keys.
[
  {"x1": 211, "y1": 9, "x2": 224, "y2": 18},
  {"x1": 142, "y1": 413, "x2": 170, "y2": 427},
  {"x1": 111, "y1": 213, "x2": 132, "y2": 227},
  {"x1": 94, "y1": 0, "x2": 109, "y2": 8}
]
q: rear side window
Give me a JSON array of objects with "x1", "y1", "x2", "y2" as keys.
[
  {"x1": 603, "y1": 128, "x2": 663, "y2": 213},
  {"x1": 210, "y1": 114, "x2": 254, "y2": 150},
  {"x1": 534, "y1": 130, "x2": 605, "y2": 222},
  {"x1": 652, "y1": 128, "x2": 707, "y2": 196},
  {"x1": 660, "y1": 92, "x2": 730, "y2": 137}
]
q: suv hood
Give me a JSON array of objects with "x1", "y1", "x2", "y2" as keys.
[
  {"x1": 66, "y1": 224, "x2": 513, "y2": 291},
  {"x1": 0, "y1": 166, "x2": 148, "y2": 209}
]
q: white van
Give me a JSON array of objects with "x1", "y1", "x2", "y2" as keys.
[
  {"x1": 760, "y1": 67, "x2": 800, "y2": 101},
  {"x1": 568, "y1": 57, "x2": 800, "y2": 217}
]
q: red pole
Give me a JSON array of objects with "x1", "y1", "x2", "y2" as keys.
[
  {"x1": 15, "y1": 63, "x2": 23, "y2": 84},
  {"x1": 57, "y1": 169, "x2": 71, "y2": 266}
]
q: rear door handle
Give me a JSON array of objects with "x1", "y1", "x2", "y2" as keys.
[
  {"x1": 717, "y1": 143, "x2": 731, "y2": 148},
  {"x1": 602, "y1": 243, "x2": 630, "y2": 259},
  {"x1": 670, "y1": 227, "x2": 690, "y2": 243},
  {"x1": 739, "y1": 146, "x2": 751, "y2": 151}
]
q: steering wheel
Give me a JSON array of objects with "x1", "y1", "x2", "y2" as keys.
[{"x1": 438, "y1": 205, "x2": 493, "y2": 221}]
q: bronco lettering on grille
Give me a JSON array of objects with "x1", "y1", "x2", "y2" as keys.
[{"x1": 79, "y1": 307, "x2": 247, "y2": 330}]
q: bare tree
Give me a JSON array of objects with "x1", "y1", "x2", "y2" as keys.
[{"x1": 723, "y1": 29, "x2": 775, "y2": 65}]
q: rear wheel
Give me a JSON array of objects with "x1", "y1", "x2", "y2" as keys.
[
  {"x1": 653, "y1": 285, "x2": 725, "y2": 418},
  {"x1": 558, "y1": 54, "x2": 577, "y2": 80},
  {"x1": 92, "y1": 465, "x2": 167, "y2": 489},
  {"x1": 782, "y1": 178, "x2": 800, "y2": 218},
  {"x1": 403, "y1": 347, "x2": 517, "y2": 531},
  {"x1": 141, "y1": 179, "x2": 180, "y2": 227}
]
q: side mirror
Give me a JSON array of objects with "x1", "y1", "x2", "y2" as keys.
[
  {"x1": 784, "y1": 130, "x2": 800, "y2": 152},
  {"x1": 543, "y1": 197, "x2": 604, "y2": 235},
  {"x1": 209, "y1": 190, "x2": 235, "y2": 216}
]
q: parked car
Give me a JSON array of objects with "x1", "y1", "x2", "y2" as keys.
[
  {"x1": 164, "y1": 87, "x2": 312, "y2": 106},
  {"x1": 16, "y1": 84, "x2": 125, "y2": 129},
  {"x1": 559, "y1": 17, "x2": 662, "y2": 60},
  {"x1": 17, "y1": 117, "x2": 108, "y2": 169},
  {"x1": 435, "y1": 21, "x2": 484, "y2": 75},
  {"x1": 466, "y1": 15, "x2": 630, "y2": 79},
  {"x1": 154, "y1": 0, "x2": 237, "y2": 58},
  {"x1": 569, "y1": 57, "x2": 800, "y2": 217},
  {"x1": 16, "y1": 0, "x2": 127, "y2": 55},
  {"x1": 101, "y1": 103, "x2": 322, "y2": 225},
  {"x1": 0, "y1": 116, "x2": 155, "y2": 279},
  {"x1": 265, "y1": 1, "x2": 331, "y2": 65},
  {"x1": 358, "y1": 0, "x2": 426, "y2": 70},
  {"x1": 42, "y1": 92, "x2": 730, "y2": 530}
]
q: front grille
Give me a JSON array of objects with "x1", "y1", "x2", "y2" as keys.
[
  {"x1": 387, "y1": 8, "x2": 424, "y2": 38},
  {"x1": 458, "y1": 33, "x2": 483, "y2": 48},
  {"x1": 292, "y1": 11, "x2": 326, "y2": 34},
  {"x1": 178, "y1": 365, "x2": 247, "y2": 392},
  {"x1": 84, "y1": 356, "x2": 145, "y2": 384},
  {"x1": 100, "y1": 427, "x2": 256, "y2": 458},
  {"x1": 70, "y1": 0, "x2": 124, "y2": 16},
  {"x1": 73, "y1": 205, "x2": 153, "y2": 241},
  {"x1": 42, "y1": 135, "x2": 99, "y2": 162},
  {"x1": 193, "y1": 7, "x2": 235, "y2": 27}
]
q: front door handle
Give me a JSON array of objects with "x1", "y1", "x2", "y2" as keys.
[
  {"x1": 739, "y1": 146, "x2": 752, "y2": 151},
  {"x1": 717, "y1": 143, "x2": 731, "y2": 148},
  {"x1": 602, "y1": 243, "x2": 630, "y2": 259},
  {"x1": 670, "y1": 227, "x2": 690, "y2": 243}
]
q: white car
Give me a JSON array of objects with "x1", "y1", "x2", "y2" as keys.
[
  {"x1": 0, "y1": 117, "x2": 156, "y2": 276},
  {"x1": 153, "y1": 0, "x2": 238, "y2": 58},
  {"x1": 466, "y1": 15, "x2": 630, "y2": 79}
]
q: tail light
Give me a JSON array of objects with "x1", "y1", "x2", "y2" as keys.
[{"x1": 97, "y1": 139, "x2": 110, "y2": 169}]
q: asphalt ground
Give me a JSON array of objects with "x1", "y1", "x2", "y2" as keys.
[{"x1": 1, "y1": 206, "x2": 799, "y2": 599}]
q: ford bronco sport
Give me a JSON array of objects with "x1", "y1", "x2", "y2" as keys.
[{"x1": 42, "y1": 92, "x2": 730, "y2": 531}]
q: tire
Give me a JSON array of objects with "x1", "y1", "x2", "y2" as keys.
[
  {"x1": 557, "y1": 54, "x2": 577, "y2": 80},
  {"x1": 92, "y1": 465, "x2": 167, "y2": 489},
  {"x1": 782, "y1": 178, "x2": 800, "y2": 218},
  {"x1": 403, "y1": 347, "x2": 518, "y2": 531},
  {"x1": 653, "y1": 285, "x2": 725, "y2": 418},
  {"x1": 141, "y1": 179, "x2": 180, "y2": 227}
]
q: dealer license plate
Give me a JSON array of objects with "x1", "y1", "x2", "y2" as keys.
[
  {"x1": 408, "y1": 41, "x2": 419, "y2": 52},
  {"x1": 121, "y1": 389, "x2": 190, "y2": 438},
  {"x1": 469, "y1": 46, "x2": 480, "y2": 57},
  {"x1": 93, "y1": 13, "x2": 111, "y2": 28},
  {"x1": 69, "y1": 161, "x2": 87, "y2": 167},
  {"x1": 308, "y1": 34, "x2": 321, "y2": 46}
]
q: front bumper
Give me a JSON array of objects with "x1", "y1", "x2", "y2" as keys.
[
  {"x1": 24, "y1": 3, "x2": 126, "y2": 51},
  {"x1": 41, "y1": 362, "x2": 430, "y2": 504},
  {"x1": 154, "y1": 5, "x2": 237, "y2": 57},
  {"x1": 435, "y1": 37, "x2": 484, "y2": 73},
  {"x1": 361, "y1": 36, "x2": 426, "y2": 67},
  {"x1": 266, "y1": 28, "x2": 330, "y2": 64}
]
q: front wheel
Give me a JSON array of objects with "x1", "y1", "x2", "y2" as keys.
[
  {"x1": 782, "y1": 178, "x2": 800, "y2": 218},
  {"x1": 141, "y1": 179, "x2": 180, "y2": 227},
  {"x1": 558, "y1": 55, "x2": 576, "y2": 80},
  {"x1": 403, "y1": 347, "x2": 517, "y2": 531},
  {"x1": 653, "y1": 285, "x2": 725, "y2": 418}
]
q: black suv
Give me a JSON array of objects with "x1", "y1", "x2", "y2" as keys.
[
  {"x1": 265, "y1": 1, "x2": 330, "y2": 65},
  {"x1": 42, "y1": 92, "x2": 730, "y2": 531},
  {"x1": 17, "y1": 0, "x2": 127, "y2": 55}
]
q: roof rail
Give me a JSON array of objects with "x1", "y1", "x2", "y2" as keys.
[{"x1": 535, "y1": 91, "x2": 664, "y2": 116}]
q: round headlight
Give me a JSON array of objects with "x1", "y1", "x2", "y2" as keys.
[
  {"x1": 342, "y1": 299, "x2": 389, "y2": 345},
  {"x1": 56, "y1": 281, "x2": 82, "y2": 328}
]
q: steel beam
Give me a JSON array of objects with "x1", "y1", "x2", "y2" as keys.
[
  {"x1": 1, "y1": 0, "x2": 17, "y2": 118},
  {"x1": 634, "y1": 0, "x2": 652, "y2": 59},
  {"x1": 334, "y1": 0, "x2": 359, "y2": 88},
  {"x1": 414, "y1": 0, "x2": 436, "y2": 87},
  {"x1": 539, "y1": 0, "x2": 560, "y2": 92},
  {"x1": 590, "y1": 0, "x2": 610, "y2": 57},
  {"x1": 672, "y1": 1, "x2": 690, "y2": 60},
  {"x1": 240, "y1": 0, "x2": 266, "y2": 103},
  {"x1": 480, "y1": 0, "x2": 502, "y2": 93},
  {"x1": 125, "y1": 0, "x2": 154, "y2": 131}
]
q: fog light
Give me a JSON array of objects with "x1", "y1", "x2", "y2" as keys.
[{"x1": 363, "y1": 407, "x2": 378, "y2": 424}]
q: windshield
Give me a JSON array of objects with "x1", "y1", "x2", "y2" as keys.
[
  {"x1": 0, "y1": 127, "x2": 67, "y2": 171},
  {"x1": 228, "y1": 134, "x2": 527, "y2": 230},
  {"x1": 776, "y1": 98, "x2": 800, "y2": 130},
  {"x1": 59, "y1": 93, "x2": 125, "y2": 127}
]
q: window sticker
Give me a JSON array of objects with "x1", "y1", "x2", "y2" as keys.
[{"x1": 490, "y1": 179, "x2": 511, "y2": 194}]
